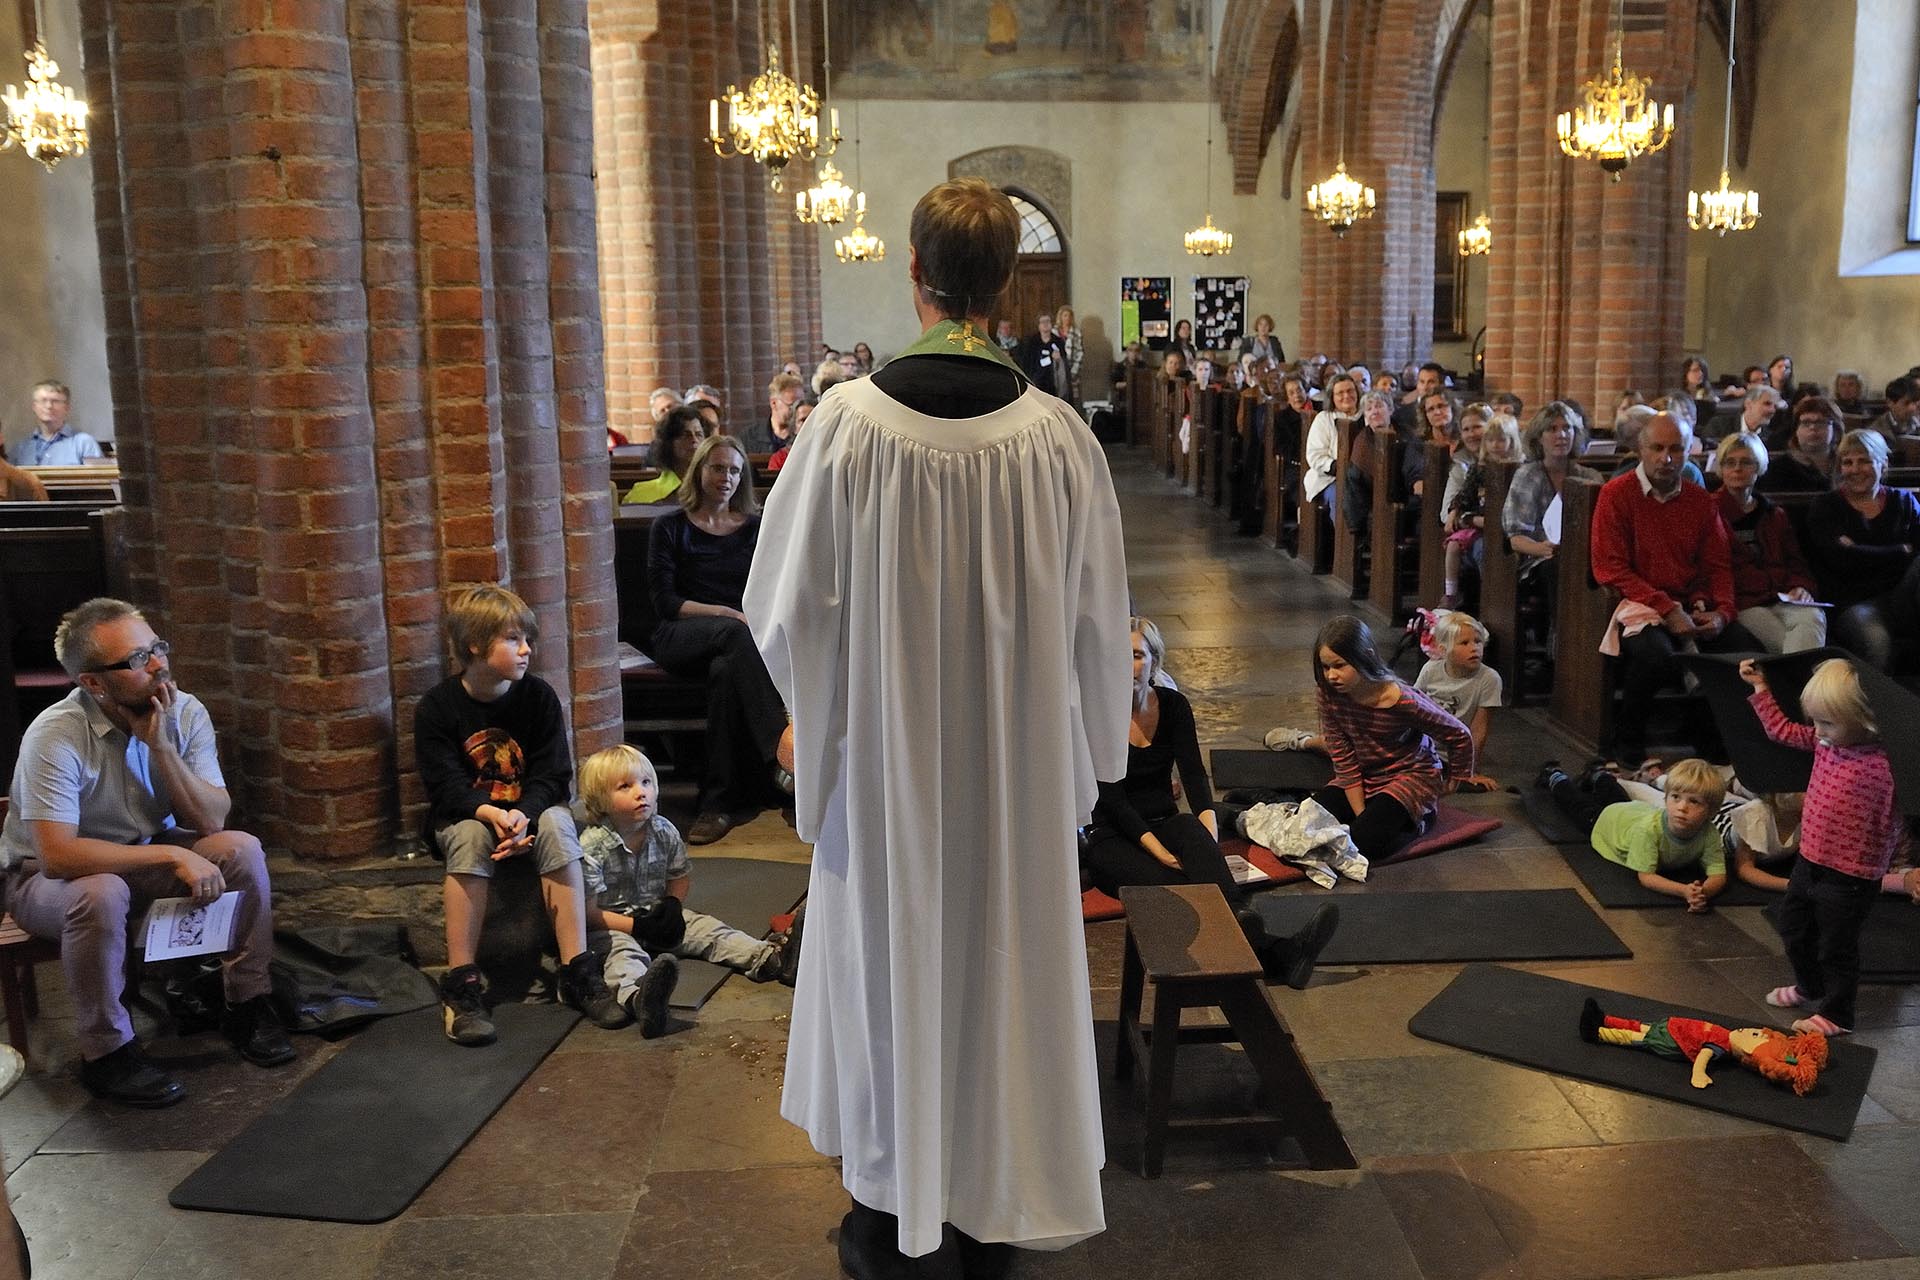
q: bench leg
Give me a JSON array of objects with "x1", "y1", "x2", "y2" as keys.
[
  {"x1": 1141, "y1": 990, "x2": 1183, "y2": 1179},
  {"x1": 20, "y1": 963, "x2": 36, "y2": 1018},
  {"x1": 1114, "y1": 929, "x2": 1144, "y2": 1082},
  {"x1": 1216, "y1": 982, "x2": 1357, "y2": 1170},
  {"x1": 2, "y1": 962, "x2": 30, "y2": 1061}
]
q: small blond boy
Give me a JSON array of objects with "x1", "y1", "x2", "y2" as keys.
[{"x1": 579, "y1": 745, "x2": 801, "y2": 1039}]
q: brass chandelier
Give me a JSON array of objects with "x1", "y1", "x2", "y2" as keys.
[
  {"x1": 833, "y1": 101, "x2": 883, "y2": 263},
  {"x1": 1306, "y1": 4, "x2": 1375, "y2": 236},
  {"x1": 1688, "y1": 0, "x2": 1758, "y2": 235},
  {"x1": 1556, "y1": 0, "x2": 1674, "y2": 180},
  {"x1": 796, "y1": 0, "x2": 857, "y2": 224},
  {"x1": 1457, "y1": 212, "x2": 1492, "y2": 257},
  {"x1": 709, "y1": 0, "x2": 839, "y2": 192},
  {"x1": 1183, "y1": 0, "x2": 1232, "y2": 256},
  {"x1": 2, "y1": 2, "x2": 88, "y2": 172}
]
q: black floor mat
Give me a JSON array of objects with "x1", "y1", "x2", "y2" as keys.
[
  {"x1": 671, "y1": 857, "x2": 812, "y2": 1009},
  {"x1": 1409, "y1": 964, "x2": 1877, "y2": 1141},
  {"x1": 1209, "y1": 748, "x2": 1333, "y2": 794},
  {"x1": 1763, "y1": 896, "x2": 1920, "y2": 983},
  {"x1": 1555, "y1": 843, "x2": 1776, "y2": 908},
  {"x1": 1253, "y1": 890, "x2": 1630, "y2": 964},
  {"x1": 169, "y1": 1002, "x2": 579, "y2": 1222}
]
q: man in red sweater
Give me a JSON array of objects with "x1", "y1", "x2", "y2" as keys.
[{"x1": 1590, "y1": 413, "x2": 1757, "y2": 763}]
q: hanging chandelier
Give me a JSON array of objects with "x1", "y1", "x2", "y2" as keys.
[
  {"x1": 834, "y1": 207, "x2": 884, "y2": 263},
  {"x1": 1688, "y1": 0, "x2": 1758, "y2": 235},
  {"x1": 797, "y1": 160, "x2": 855, "y2": 224},
  {"x1": 2, "y1": 38, "x2": 89, "y2": 171},
  {"x1": 709, "y1": 0, "x2": 838, "y2": 193},
  {"x1": 1183, "y1": 0, "x2": 1232, "y2": 256},
  {"x1": 1457, "y1": 212, "x2": 1492, "y2": 257},
  {"x1": 1306, "y1": 7, "x2": 1375, "y2": 236},
  {"x1": 1556, "y1": 0, "x2": 1673, "y2": 181}
]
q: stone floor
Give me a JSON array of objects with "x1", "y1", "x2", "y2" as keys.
[{"x1": 3, "y1": 448, "x2": 1917, "y2": 1280}]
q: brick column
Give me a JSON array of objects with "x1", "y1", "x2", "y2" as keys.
[
  {"x1": 80, "y1": 0, "x2": 620, "y2": 862},
  {"x1": 1484, "y1": 0, "x2": 1695, "y2": 411},
  {"x1": 589, "y1": 0, "x2": 823, "y2": 444}
]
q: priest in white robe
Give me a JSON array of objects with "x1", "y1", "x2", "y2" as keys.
[{"x1": 746, "y1": 179, "x2": 1131, "y2": 1274}]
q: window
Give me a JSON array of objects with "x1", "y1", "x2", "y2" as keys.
[
  {"x1": 1010, "y1": 195, "x2": 1064, "y2": 254},
  {"x1": 1909, "y1": 81, "x2": 1920, "y2": 243},
  {"x1": 1433, "y1": 192, "x2": 1469, "y2": 341}
]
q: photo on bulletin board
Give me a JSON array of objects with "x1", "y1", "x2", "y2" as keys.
[
  {"x1": 1121, "y1": 276, "x2": 1172, "y2": 349},
  {"x1": 1193, "y1": 276, "x2": 1249, "y2": 350}
]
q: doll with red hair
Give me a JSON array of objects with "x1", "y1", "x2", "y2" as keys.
[{"x1": 1579, "y1": 997, "x2": 1828, "y2": 1095}]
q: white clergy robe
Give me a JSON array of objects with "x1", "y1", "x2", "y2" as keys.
[{"x1": 745, "y1": 374, "x2": 1132, "y2": 1257}]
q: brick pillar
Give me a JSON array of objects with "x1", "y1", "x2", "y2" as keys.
[
  {"x1": 80, "y1": 0, "x2": 620, "y2": 862},
  {"x1": 1484, "y1": 0, "x2": 1694, "y2": 411},
  {"x1": 589, "y1": 0, "x2": 823, "y2": 443}
]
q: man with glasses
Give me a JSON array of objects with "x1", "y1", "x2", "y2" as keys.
[{"x1": 1, "y1": 598, "x2": 289, "y2": 1107}]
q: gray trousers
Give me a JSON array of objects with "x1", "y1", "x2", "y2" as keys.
[{"x1": 594, "y1": 907, "x2": 775, "y2": 1002}]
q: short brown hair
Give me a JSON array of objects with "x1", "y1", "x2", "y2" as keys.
[
  {"x1": 909, "y1": 179, "x2": 1018, "y2": 319},
  {"x1": 445, "y1": 584, "x2": 537, "y2": 668},
  {"x1": 32, "y1": 380, "x2": 70, "y2": 400}
]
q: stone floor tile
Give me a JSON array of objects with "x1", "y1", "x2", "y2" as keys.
[
  {"x1": 5, "y1": 1150, "x2": 204, "y2": 1280},
  {"x1": 608, "y1": 1164, "x2": 848, "y2": 1280},
  {"x1": 1585, "y1": 905, "x2": 1778, "y2": 965},
  {"x1": 1547, "y1": 1076, "x2": 1776, "y2": 1145},
  {"x1": 649, "y1": 1021, "x2": 826, "y2": 1173},
  {"x1": 1795, "y1": 1124, "x2": 1920, "y2": 1255},
  {"x1": 1265, "y1": 964, "x2": 1466, "y2": 1062},
  {"x1": 1371, "y1": 1153, "x2": 1526, "y2": 1280},
  {"x1": 373, "y1": 1211, "x2": 627, "y2": 1280},
  {"x1": 1655, "y1": 1263, "x2": 1920, "y2": 1280},
  {"x1": 134, "y1": 1213, "x2": 390, "y2": 1280},
  {"x1": 1848, "y1": 1025, "x2": 1920, "y2": 1121},
  {"x1": 0, "y1": 1069, "x2": 91, "y2": 1173},
  {"x1": 1707, "y1": 956, "x2": 1920, "y2": 1032},
  {"x1": 1313, "y1": 1054, "x2": 1602, "y2": 1158},
  {"x1": 409, "y1": 1048, "x2": 671, "y2": 1217}
]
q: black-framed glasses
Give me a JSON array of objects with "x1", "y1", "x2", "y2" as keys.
[{"x1": 86, "y1": 639, "x2": 170, "y2": 673}]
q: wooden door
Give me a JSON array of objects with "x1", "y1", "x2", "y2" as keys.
[{"x1": 1000, "y1": 255, "x2": 1068, "y2": 336}]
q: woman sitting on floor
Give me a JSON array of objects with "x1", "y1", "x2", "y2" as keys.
[
  {"x1": 1305, "y1": 615, "x2": 1475, "y2": 862},
  {"x1": 1084, "y1": 617, "x2": 1338, "y2": 988}
]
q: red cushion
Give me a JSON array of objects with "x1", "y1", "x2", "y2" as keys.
[{"x1": 1080, "y1": 888, "x2": 1125, "y2": 922}]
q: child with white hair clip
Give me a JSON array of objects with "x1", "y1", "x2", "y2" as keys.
[
  {"x1": 1739, "y1": 657, "x2": 1899, "y2": 1036},
  {"x1": 1413, "y1": 612, "x2": 1503, "y2": 791}
]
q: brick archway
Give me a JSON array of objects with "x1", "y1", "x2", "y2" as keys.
[
  {"x1": 1217, "y1": 0, "x2": 1299, "y2": 196},
  {"x1": 948, "y1": 146, "x2": 1073, "y2": 240}
]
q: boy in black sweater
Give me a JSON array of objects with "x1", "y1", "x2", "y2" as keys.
[{"x1": 415, "y1": 585, "x2": 625, "y2": 1044}]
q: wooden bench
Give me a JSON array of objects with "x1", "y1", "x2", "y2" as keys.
[
  {"x1": 1295, "y1": 411, "x2": 1333, "y2": 573},
  {"x1": 610, "y1": 508, "x2": 715, "y2": 778},
  {"x1": 2, "y1": 508, "x2": 115, "y2": 782},
  {"x1": 24, "y1": 465, "x2": 119, "y2": 504},
  {"x1": 1415, "y1": 442, "x2": 1451, "y2": 608},
  {"x1": 1114, "y1": 883, "x2": 1355, "y2": 1177},
  {"x1": 1328, "y1": 418, "x2": 1366, "y2": 596}
]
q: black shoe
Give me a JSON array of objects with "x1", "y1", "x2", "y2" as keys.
[
  {"x1": 777, "y1": 901, "x2": 805, "y2": 988},
  {"x1": 627, "y1": 955, "x2": 679, "y2": 1039},
  {"x1": 1533, "y1": 759, "x2": 1567, "y2": 791},
  {"x1": 686, "y1": 811, "x2": 734, "y2": 845},
  {"x1": 222, "y1": 994, "x2": 296, "y2": 1067},
  {"x1": 79, "y1": 1042, "x2": 186, "y2": 1108},
  {"x1": 440, "y1": 964, "x2": 497, "y2": 1046},
  {"x1": 1579, "y1": 997, "x2": 1605, "y2": 1044},
  {"x1": 955, "y1": 1229, "x2": 1014, "y2": 1280},
  {"x1": 1234, "y1": 905, "x2": 1270, "y2": 950},
  {"x1": 560, "y1": 952, "x2": 631, "y2": 1029},
  {"x1": 838, "y1": 1201, "x2": 963, "y2": 1280},
  {"x1": 1278, "y1": 902, "x2": 1340, "y2": 991}
]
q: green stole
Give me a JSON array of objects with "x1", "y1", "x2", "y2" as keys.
[{"x1": 891, "y1": 318, "x2": 1027, "y2": 381}]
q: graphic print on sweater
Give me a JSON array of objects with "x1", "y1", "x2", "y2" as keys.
[{"x1": 463, "y1": 728, "x2": 525, "y2": 803}]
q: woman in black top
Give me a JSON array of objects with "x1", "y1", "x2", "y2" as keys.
[
  {"x1": 1166, "y1": 319, "x2": 1198, "y2": 366},
  {"x1": 1805, "y1": 429, "x2": 1920, "y2": 670},
  {"x1": 646, "y1": 434, "x2": 789, "y2": 844},
  {"x1": 1084, "y1": 617, "x2": 1337, "y2": 986}
]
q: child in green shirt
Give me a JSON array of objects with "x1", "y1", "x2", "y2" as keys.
[{"x1": 1540, "y1": 757, "x2": 1729, "y2": 911}]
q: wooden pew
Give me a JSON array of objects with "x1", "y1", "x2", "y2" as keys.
[
  {"x1": 1328, "y1": 418, "x2": 1366, "y2": 598},
  {"x1": 1125, "y1": 366, "x2": 1154, "y2": 450},
  {"x1": 1260, "y1": 396, "x2": 1287, "y2": 547},
  {"x1": 609, "y1": 506, "x2": 714, "y2": 776},
  {"x1": 2, "y1": 509, "x2": 112, "y2": 782},
  {"x1": 1547, "y1": 476, "x2": 1613, "y2": 751},
  {"x1": 1416, "y1": 443, "x2": 1451, "y2": 608},
  {"x1": 1366, "y1": 436, "x2": 1401, "y2": 617},
  {"x1": 1295, "y1": 412, "x2": 1333, "y2": 573},
  {"x1": 25, "y1": 465, "x2": 119, "y2": 504},
  {"x1": 1476, "y1": 460, "x2": 1524, "y2": 698}
]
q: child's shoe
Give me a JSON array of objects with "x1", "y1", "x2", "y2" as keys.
[
  {"x1": 560, "y1": 952, "x2": 630, "y2": 1029},
  {"x1": 1765, "y1": 985, "x2": 1813, "y2": 1010},
  {"x1": 1791, "y1": 1013, "x2": 1850, "y2": 1036},
  {"x1": 1263, "y1": 725, "x2": 1314, "y2": 752},
  {"x1": 440, "y1": 964, "x2": 496, "y2": 1046},
  {"x1": 754, "y1": 903, "x2": 806, "y2": 987},
  {"x1": 628, "y1": 955, "x2": 679, "y2": 1039}
]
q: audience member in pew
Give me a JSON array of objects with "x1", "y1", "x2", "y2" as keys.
[
  {"x1": 1805, "y1": 429, "x2": 1920, "y2": 671},
  {"x1": 576, "y1": 745, "x2": 802, "y2": 1039},
  {"x1": 1505, "y1": 400, "x2": 1604, "y2": 581},
  {"x1": 1757, "y1": 396, "x2": 1841, "y2": 493},
  {"x1": 1832, "y1": 370, "x2": 1867, "y2": 416},
  {"x1": 622, "y1": 404, "x2": 707, "y2": 505},
  {"x1": 1611, "y1": 403, "x2": 1704, "y2": 486},
  {"x1": 1767, "y1": 355, "x2": 1795, "y2": 400},
  {"x1": 1743, "y1": 365, "x2": 1766, "y2": 387},
  {"x1": 1740, "y1": 657, "x2": 1899, "y2": 1036},
  {"x1": 1440, "y1": 411, "x2": 1523, "y2": 606},
  {"x1": 767, "y1": 400, "x2": 812, "y2": 473},
  {"x1": 1591, "y1": 412, "x2": 1756, "y2": 767},
  {"x1": 1349, "y1": 364, "x2": 1373, "y2": 393},
  {"x1": 1537, "y1": 757, "x2": 1729, "y2": 911},
  {"x1": 852, "y1": 342, "x2": 876, "y2": 373},
  {"x1": 648, "y1": 387, "x2": 683, "y2": 423},
  {"x1": 8, "y1": 382, "x2": 103, "y2": 467},
  {"x1": 995, "y1": 318, "x2": 1020, "y2": 352},
  {"x1": 1707, "y1": 384, "x2": 1781, "y2": 450},
  {"x1": 1439, "y1": 402, "x2": 1489, "y2": 531},
  {"x1": 0, "y1": 598, "x2": 293, "y2": 1105},
  {"x1": 1392, "y1": 363, "x2": 1444, "y2": 433},
  {"x1": 1162, "y1": 349, "x2": 1193, "y2": 382},
  {"x1": 1304, "y1": 371, "x2": 1358, "y2": 512},
  {"x1": 647, "y1": 435, "x2": 789, "y2": 846},
  {"x1": 1682, "y1": 355, "x2": 1715, "y2": 410},
  {"x1": 1236, "y1": 313, "x2": 1285, "y2": 366},
  {"x1": 1714, "y1": 433, "x2": 1827, "y2": 653},
  {"x1": 1341, "y1": 390, "x2": 1398, "y2": 535},
  {"x1": 416, "y1": 585, "x2": 626, "y2": 1046},
  {"x1": 1414, "y1": 612, "x2": 1503, "y2": 791},
  {"x1": 1491, "y1": 392, "x2": 1524, "y2": 420},
  {"x1": 685, "y1": 384, "x2": 724, "y2": 414},
  {"x1": 0, "y1": 453, "x2": 49, "y2": 501},
  {"x1": 811, "y1": 358, "x2": 845, "y2": 399},
  {"x1": 1866, "y1": 376, "x2": 1919, "y2": 447},
  {"x1": 1054, "y1": 306, "x2": 1084, "y2": 409},
  {"x1": 751, "y1": 372, "x2": 805, "y2": 456},
  {"x1": 1084, "y1": 617, "x2": 1339, "y2": 988},
  {"x1": 1166, "y1": 319, "x2": 1198, "y2": 367},
  {"x1": 1307, "y1": 615, "x2": 1475, "y2": 861}
]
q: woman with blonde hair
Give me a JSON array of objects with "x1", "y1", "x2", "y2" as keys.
[{"x1": 1053, "y1": 305, "x2": 1083, "y2": 411}]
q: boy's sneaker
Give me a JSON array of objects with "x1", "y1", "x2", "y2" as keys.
[
  {"x1": 440, "y1": 964, "x2": 496, "y2": 1047},
  {"x1": 560, "y1": 952, "x2": 631, "y2": 1030},
  {"x1": 1533, "y1": 759, "x2": 1567, "y2": 791},
  {"x1": 627, "y1": 955, "x2": 679, "y2": 1039},
  {"x1": 1263, "y1": 725, "x2": 1314, "y2": 752}
]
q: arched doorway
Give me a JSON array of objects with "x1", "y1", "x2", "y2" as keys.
[{"x1": 999, "y1": 192, "x2": 1069, "y2": 340}]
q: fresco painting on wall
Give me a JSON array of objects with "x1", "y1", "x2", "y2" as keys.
[{"x1": 838, "y1": 0, "x2": 1208, "y2": 101}]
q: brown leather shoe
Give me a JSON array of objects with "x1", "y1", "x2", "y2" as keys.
[{"x1": 686, "y1": 811, "x2": 734, "y2": 845}]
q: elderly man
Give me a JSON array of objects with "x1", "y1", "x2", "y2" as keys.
[
  {"x1": 0, "y1": 599, "x2": 290, "y2": 1106},
  {"x1": 1590, "y1": 414, "x2": 1757, "y2": 765},
  {"x1": 647, "y1": 387, "x2": 683, "y2": 424},
  {"x1": 9, "y1": 382, "x2": 104, "y2": 467},
  {"x1": 1705, "y1": 383, "x2": 1779, "y2": 446}
]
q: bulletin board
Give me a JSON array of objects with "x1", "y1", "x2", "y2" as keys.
[
  {"x1": 1193, "y1": 276, "x2": 1249, "y2": 350},
  {"x1": 1120, "y1": 277, "x2": 1172, "y2": 349}
]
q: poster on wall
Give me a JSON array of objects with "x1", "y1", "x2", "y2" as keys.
[
  {"x1": 1120, "y1": 277, "x2": 1172, "y2": 349},
  {"x1": 1193, "y1": 276, "x2": 1249, "y2": 350}
]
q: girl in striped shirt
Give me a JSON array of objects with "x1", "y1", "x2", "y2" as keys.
[
  {"x1": 1740, "y1": 656, "x2": 1899, "y2": 1036},
  {"x1": 1308, "y1": 616, "x2": 1476, "y2": 861}
]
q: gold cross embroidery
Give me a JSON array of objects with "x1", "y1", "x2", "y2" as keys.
[{"x1": 945, "y1": 322, "x2": 987, "y2": 354}]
